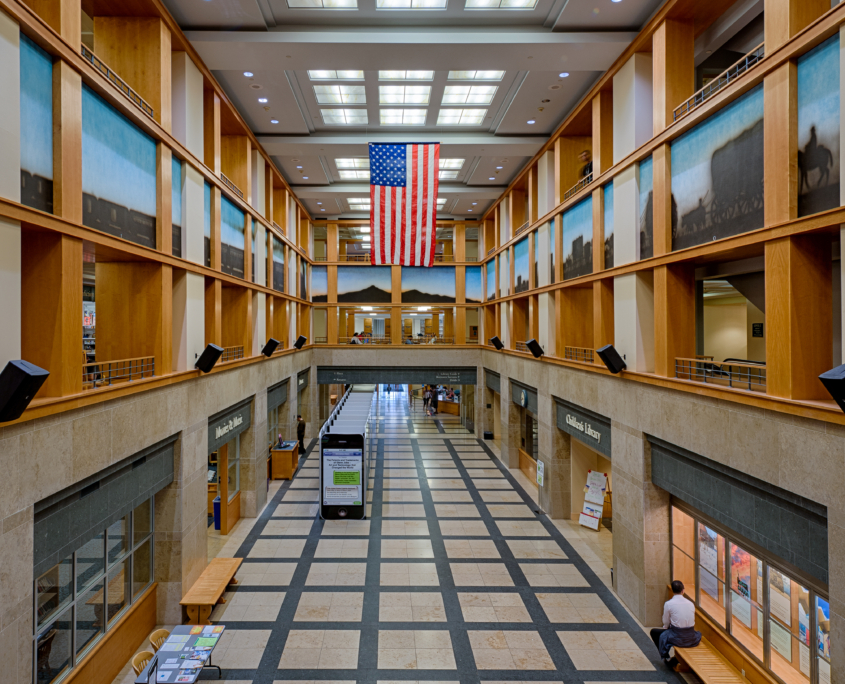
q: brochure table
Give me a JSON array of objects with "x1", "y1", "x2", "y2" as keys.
[{"x1": 135, "y1": 624, "x2": 226, "y2": 683}]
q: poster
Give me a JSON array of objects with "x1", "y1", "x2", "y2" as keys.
[
  {"x1": 536, "y1": 459, "x2": 544, "y2": 486},
  {"x1": 731, "y1": 589, "x2": 751, "y2": 629},
  {"x1": 769, "y1": 568, "x2": 792, "y2": 626},
  {"x1": 770, "y1": 620, "x2": 792, "y2": 662},
  {"x1": 579, "y1": 510, "x2": 600, "y2": 530},
  {"x1": 579, "y1": 471, "x2": 606, "y2": 531},
  {"x1": 698, "y1": 525, "x2": 720, "y2": 601},
  {"x1": 322, "y1": 448, "x2": 363, "y2": 506}
]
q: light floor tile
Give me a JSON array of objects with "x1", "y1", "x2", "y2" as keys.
[
  {"x1": 305, "y1": 562, "x2": 367, "y2": 586},
  {"x1": 381, "y1": 539, "x2": 434, "y2": 558},
  {"x1": 378, "y1": 592, "x2": 446, "y2": 621},
  {"x1": 557, "y1": 631, "x2": 653, "y2": 671},
  {"x1": 458, "y1": 593, "x2": 531, "y2": 623},
  {"x1": 438, "y1": 520, "x2": 489, "y2": 536},
  {"x1": 468, "y1": 630, "x2": 555, "y2": 670},
  {"x1": 279, "y1": 630, "x2": 360, "y2": 669},
  {"x1": 321, "y1": 520, "x2": 372, "y2": 536},
  {"x1": 211, "y1": 590, "x2": 285, "y2": 621},
  {"x1": 237, "y1": 561, "x2": 298, "y2": 586},
  {"x1": 294, "y1": 592, "x2": 364, "y2": 622},
  {"x1": 247, "y1": 539, "x2": 307, "y2": 559},
  {"x1": 485, "y1": 504, "x2": 536, "y2": 518},
  {"x1": 536, "y1": 593, "x2": 617, "y2": 623},
  {"x1": 382, "y1": 503, "x2": 427, "y2": 517},
  {"x1": 444, "y1": 540, "x2": 500, "y2": 559},
  {"x1": 379, "y1": 562, "x2": 439, "y2": 586},
  {"x1": 377, "y1": 630, "x2": 456, "y2": 670},
  {"x1": 506, "y1": 540, "x2": 567, "y2": 560},
  {"x1": 314, "y1": 539, "x2": 370, "y2": 558},
  {"x1": 426, "y1": 479, "x2": 468, "y2": 490},
  {"x1": 262, "y1": 520, "x2": 314, "y2": 535},
  {"x1": 495, "y1": 521, "x2": 551, "y2": 537},
  {"x1": 434, "y1": 504, "x2": 481, "y2": 518},
  {"x1": 214, "y1": 629, "x2": 272, "y2": 669},
  {"x1": 450, "y1": 563, "x2": 514, "y2": 587},
  {"x1": 479, "y1": 491, "x2": 523, "y2": 503},
  {"x1": 381, "y1": 520, "x2": 430, "y2": 536},
  {"x1": 519, "y1": 563, "x2": 589, "y2": 587}
]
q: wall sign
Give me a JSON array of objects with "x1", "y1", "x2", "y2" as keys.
[
  {"x1": 485, "y1": 369, "x2": 500, "y2": 393},
  {"x1": 753, "y1": 323, "x2": 764, "y2": 337},
  {"x1": 536, "y1": 459, "x2": 544, "y2": 486},
  {"x1": 510, "y1": 380, "x2": 537, "y2": 414},
  {"x1": 554, "y1": 397, "x2": 611, "y2": 459},
  {"x1": 317, "y1": 366, "x2": 478, "y2": 385},
  {"x1": 267, "y1": 379, "x2": 289, "y2": 412},
  {"x1": 208, "y1": 398, "x2": 253, "y2": 453},
  {"x1": 297, "y1": 369, "x2": 309, "y2": 391}
]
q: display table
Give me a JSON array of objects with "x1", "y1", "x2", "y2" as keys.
[
  {"x1": 135, "y1": 624, "x2": 226, "y2": 683},
  {"x1": 270, "y1": 441, "x2": 299, "y2": 480}
]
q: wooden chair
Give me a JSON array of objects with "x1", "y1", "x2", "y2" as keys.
[
  {"x1": 149, "y1": 628, "x2": 170, "y2": 652},
  {"x1": 132, "y1": 651, "x2": 154, "y2": 676}
]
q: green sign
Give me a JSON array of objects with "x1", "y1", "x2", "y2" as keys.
[{"x1": 333, "y1": 471, "x2": 360, "y2": 485}]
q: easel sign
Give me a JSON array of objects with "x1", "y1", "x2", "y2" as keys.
[{"x1": 579, "y1": 470, "x2": 607, "y2": 531}]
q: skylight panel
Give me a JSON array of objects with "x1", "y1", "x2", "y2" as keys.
[
  {"x1": 339, "y1": 170, "x2": 371, "y2": 180},
  {"x1": 439, "y1": 158, "x2": 465, "y2": 169},
  {"x1": 348, "y1": 198, "x2": 371, "y2": 210},
  {"x1": 437, "y1": 108, "x2": 486, "y2": 125},
  {"x1": 442, "y1": 85, "x2": 497, "y2": 105},
  {"x1": 313, "y1": 85, "x2": 366, "y2": 104},
  {"x1": 377, "y1": 0, "x2": 447, "y2": 8},
  {"x1": 321, "y1": 109, "x2": 369, "y2": 125},
  {"x1": 439, "y1": 170, "x2": 459, "y2": 179},
  {"x1": 378, "y1": 71, "x2": 435, "y2": 80},
  {"x1": 289, "y1": 0, "x2": 358, "y2": 8},
  {"x1": 379, "y1": 85, "x2": 431, "y2": 105},
  {"x1": 308, "y1": 70, "x2": 365, "y2": 80},
  {"x1": 465, "y1": 0, "x2": 536, "y2": 7},
  {"x1": 380, "y1": 108, "x2": 428, "y2": 125},
  {"x1": 436, "y1": 198, "x2": 448, "y2": 206},
  {"x1": 447, "y1": 70, "x2": 505, "y2": 80},
  {"x1": 336, "y1": 158, "x2": 370, "y2": 169}
]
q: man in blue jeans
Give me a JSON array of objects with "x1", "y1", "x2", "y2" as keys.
[{"x1": 650, "y1": 580, "x2": 701, "y2": 669}]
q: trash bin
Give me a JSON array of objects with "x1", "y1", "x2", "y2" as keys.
[
  {"x1": 483, "y1": 431, "x2": 494, "y2": 440},
  {"x1": 213, "y1": 496, "x2": 221, "y2": 530}
]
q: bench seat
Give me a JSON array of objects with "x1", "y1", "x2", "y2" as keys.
[
  {"x1": 675, "y1": 637, "x2": 746, "y2": 684},
  {"x1": 180, "y1": 557, "x2": 243, "y2": 625}
]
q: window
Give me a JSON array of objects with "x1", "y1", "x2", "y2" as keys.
[
  {"x1": 379, "y1": 85, "x2": 431, "y2": 105},
  {"x1": 671, "y1": 505, "x2": 828, "y2": 684},
  {"x1": 380, "y1": 108, "x2": 427, "y2": 125},
  {"x1": 35, "y1": 499, "x2": 155, "y2": 683}
]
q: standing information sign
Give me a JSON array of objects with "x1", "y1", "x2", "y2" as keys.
[{"x1": 578, "y1": 470, "x2": 607, "y2": 531}]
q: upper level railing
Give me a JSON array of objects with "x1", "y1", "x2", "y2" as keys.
[
  {"x1": 314, "y1": 256, "x2": 327, "y2": 262},
  {"x1": 564, "y1": 173, "x2": 593, "y2": 201},
  {"x1": 82, "y1": 356, "x2": 155, "y2": 390},
  {"x1": 564, "y1": 346, "x2": 595, "y2": 364},
  {"x1": 221, "y1": 173, "x2": 244, "y2": 200},
  {"x1": 515, "y1": 221, "x2": 530, "y2": 236},
  {"x1": 405, "y1": 336, "x2": 454, "y2": 345},
  {"x1": 81, "y1": 45, "x2": 154, "y2": 119},
  {"x1": 675, "y1": 357, "x2": 766, "y2": 393},
  {"x1": 515, "y1": 341, "x2": 529, "y2": 353},
  {"x1": 221, "y1": 345, "x2": 244, "y2": 362},
  {"x1": 339, "y1": 253, "x2": 371, "y2": 262},
  {"x1": 674, "y1": 43, "x2": 765, "y2": 121},
  {"x1": 341, "y1": 335, "x2": 391, "y2": 345},
  {"x1": 314, "y1": 336, "x2": 328, "y2": 344},
  {"x1": 487, "y1": 247, "x2": 495, "y2": 256}
]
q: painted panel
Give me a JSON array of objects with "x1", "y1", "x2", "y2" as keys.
[
  {"x1": 486, "y1": 259, "x2": 496, "y2": 300},
  {"x1": 300, "y1": 260, "x2": 308, "y2": 300},
  {"x1": 337, "y1": 266, "x2": 391, "y2": 303},
  {"x1": 20, "y1": 35, "x2": 53, "y2": 214},
  {"x1": 671, "y1": 85, "x2": 764, "y2": 251},
  {"x1": 514, "y1": 236, "x2": 529, "y2": 293},
  {"x1": 221, "y1": 196, "x2": 245, "y2": 278},
  {"x1": 172, "y1": 157, "x2": 182, "y2": 258},
  {"x1": 638, "y1": 156, "x2": 653, "y2": 259},
  {"x1": 563, "y1": 196, "x2": 593, "y2": 280},
  {"x1": 402, "y1": 266, "x2": 456, "y2": 303},
  {"x1": 550, "y1": 220, "x2": 556, "y2": 285},
  {"x1": 466, "y1": 266, "x2": 483, "y2": 304},
  {"x1": 81, "y1": 85, "x2": 156, "y2": 248},
  {"x1": 204, "y1": 182, "x2": 211, "y2": 267},
  {"x1": 603, "y1": 183, "x2": 614, "y2": 269},
  {"x1": 499, "y1": 251, "x2": 509, "y2": 297},
  {"x1": 797, "y1": 36, "x2": 840, "y2": 217},
  {"x1": 272, "y1": 236, "x2": 284, "y2": 293},
  {"x1": 311, "y1": 265, "x2": 328, "y2": 302}
]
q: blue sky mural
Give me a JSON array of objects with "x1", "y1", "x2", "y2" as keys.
[
  {"x1": 312, "y1": 266, "x2": 328, "y2": 301},
  {"x1": 603, "y1": 183, "x2": 614, "y2": 268},
  {"x1": 499, "y1": 251, "x2": 509, "y2": 297},
  {"x1": 82, "y1": 85, "x2": 156, "y2": 217},
  {"x1": 563, "y1": 196, "x2": 593, "y2": 280},
  {"x1": 172, "y1": 158, "x2": 182, "y2": 227},
  {"x1": 338, "y1": 266, "x2": 391, "y2": 303},
  {"x1": 514, "y1": 237, "x2": 529, "y2": 293},
  {"x1": 549, "y1": 221, "x2": 556, "y2": 284},
  {"x1": 221, "y1": 197, "x2": 245, "y2": 249},
  {"x1": 204, "y1": 183, "x2": 211, "y2": 238},
  {"x1": 466, "y1": 266, "x2": 483, "y2": 303},
  {"x1": 638, "y1": 155, "x2": 653, "y2": 259},
  {"x1": 273, "y1": 235, "x2": 284, "y2": 262},
  {"x1": 20, "y1": 35, "x2": 52, "y2": 181},
  {"x1": 797, "y1": 36, "x2": 840, "y2": 217},
  {"x1": 402, "y1": 267, "x2": 456, "y2": 303},
  {"x1": 486, "y1": 260, "x2": 496, "y2": 300}
]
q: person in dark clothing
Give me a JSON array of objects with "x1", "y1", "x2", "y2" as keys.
[
  {"x1": 650, "y1": 580, "x2": 701, "y2": 670},
  {"x1": 579, "y1": 150, "x2": 593, "y2": 178},
  {"x1": 296, "y1": 415, "x2": 306, "y2": 453},
  {"x1": 429, "y1": 391, "x2": 439, "y2": 416}
]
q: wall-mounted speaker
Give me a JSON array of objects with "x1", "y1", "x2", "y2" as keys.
[
  {"x1": 195, "y1": 344, "x2": 223, "y2": 373},
  {"x1": 489, "y1": 336, "x2": 504, "y2": 350},
  {"x1": 294, "y1": 335, "x2": 307, "y2": 350},
  {"x1": 820, "y1": 364, "x2": 845, "y2": 413},
  {"x1": 596, "y1": 344, "x2": 626, "y2": 374},
  {"x1": 262, "y1": 338, "x2": 280, "y2": 357},
  {"x1": 526, "y1": 339, "x2": 544, "y2": 358},
  {"x1": 0, "y1": 360, "x2": 49, "y2": 422}
]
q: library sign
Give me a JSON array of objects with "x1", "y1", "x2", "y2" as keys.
[
  {"x1": 208, "y1": 398, "x2": 253, "y2": 453},
  {"x1": 554, "y1": 397, "x2": 611, "y2": 459}
]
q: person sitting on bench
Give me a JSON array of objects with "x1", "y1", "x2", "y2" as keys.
[{"x1": 650, "y1": 580, "x2": 701, "y2": 669}]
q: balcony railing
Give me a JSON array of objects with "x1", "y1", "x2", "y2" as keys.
[
  {"x1": 515, "y1": 221, "x2": 530, "y2": 236},
  {"x1": 466, "y1": 256, "x2": 478, "y2": 262},
  {"x1": 81, "y1": 45, "x2": 154, "y2": 119},
  {"x1": 221, "y1": 173, "x2": 244, "y2": 200},
  {"x1": 341, "y1": 335, "x2": 392, "y2": 345},
  {"x1": 674, "y1": 43, "x2": 765, "y2": 121},
  {"x1": 564, "y1": 173, "x2": 593, "y2": 201},
  {"x1": 466, "y1": 337, "x2": 479, "y2": 344},
  {"x1": 515, "y1": 341, "x2": 529, "y2": 353},
  {"x1": 434, "y1": 254, "x2": 455, "y2": 262},
  {"x1": 487, "y1": 247, "x2": 495, "y2": 256},
  {"x1": 404, "y1": 336, "x2": 455, "y2": 345},
  {"x1": 314, "y1": 337, "x2": 328, "y2": 344},
  {"x1": 313, "y1": 256, "x2": 327, "y2": 262},
  {"x1": 221, "y1": 345, "x2": 244, "y2": 362},
  {"x1": 565, "y1": 346, "x2": 595, "y2": 364},
  {"x1": 675, "y1": 357, "x2": 766, "y2": 393},
  {"x1": 82, "y1": 356, "x2": 155, "y2": 390},
  {"x1": 339, "y1": 253, "x2": 371, "y2": 262}
]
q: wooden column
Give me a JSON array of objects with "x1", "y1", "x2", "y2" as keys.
[
  {"x1": 244, "y1": 216, "x2": 252, "y2": 284},
  {"x1": 766, "y1": 235, "x2": 832, "y2": 400},
  {"x1": 554, "y1": 215, "x2": 563, "y2": 282},
  {"x1": 528, "y1": 295, "x2": 538, "y2": 340},
  {"x1": 391, "y1": 307, "x2": 401, "y2": 344},
  {"x1": 203, "y1": 90, "x2": 221, "y2": 175},
  {"x1": 652, "y1": 19, "x2": 694, "y2": 135},
  {"x1": 391, "y1": 266, "x2": 401, "y2": 304},
  {"x1": 205, "y1": 279, "x2": 222, "y2": 346},
  {"x1": 156, "y1": 143, "x2": 172, "y2": 254},
  {"x1": 653, "y1": 264, "x2": 695, "y2": 377},
  {"x1": 327, "y1": 222, "x2": 339, "y2": 261},
  {"x1": 21, "y1": 232, "x2": 82, "y2": 397},
  {"x1": 274, "y1": 299, "x2": 288, "y2": 346},
  {"x1": 455, "y1": 223, "x2": 466, "y2": 262},
  {"x1": 528, "y1": 232, "x2": 536, "y2": 289},
  {"x1": 592, "y1": 187, "x2": 604, "y2": 272},
  {"x1": 764, "y1": 0, "x2": 829, "y2": 51},
  {"x1": 764, "y1": 62, "x2": 798, "y2": 226},
  {"x1": 652, "y1": 143, "x2": 672, "y2": 256},
  {"x1": 593, "y1": 279, "x2": 614, "y2": 351},
  {"x1": 221, "y1": 135, "x2": 251, "y2": 199},
  {"x1": 592, "y1": 90, "x2": 613, "y2": 176},
  {"x1": 456, "y1": 307, "x2": 466, "y2": 345},
  {"x1": 528, "y1": 167, "x2": 539, "y2": 223},
  {"x1": 554, "y1": 290, "x2": 564, "y2": 354},
  {"x1": 53, "y1": 60, "x2": 82, "y2": 224},
  {"x1": 27, "y1": 0, "x2": 81, "y2": 43},
  {"x1": 92, "y1": 18, "x2": 171, "y2": 131},
  {"x1": 347, "y1": 310, "x2": 356, "y2": 337},
  {"x1": 265, "y1": 167, "x2": 274, "y2": 220},
  {"x1": 265, "y1": 296, "x2": 274, "y2": 342},
  {"x1": 327, "y1": 306, "x2": 338, "y2": 344},
  {"x1": 210, "y1": 186, "x2": 222, "y2": 270},
  {"x1": 266, "y1": 233, "x2": 274, "y2": 290},
  {"x1": 444, "y1": 310, "x2": 454, "y2": 340}
]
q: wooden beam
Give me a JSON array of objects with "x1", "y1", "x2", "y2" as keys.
[
  {"x1": 592, "y1": 91, "x2": 613, "y2": 176},
  {"x1": 653, "y1": 263, "x2": 695, "y2": 377},
  {"x1": 53, "y1": 60, "x2": 83, "y2": 224},
  {"x1": 652, "y1": 143, "x2": 672, "y2": 256},
  {"x1": 764, "y1": 62, "x2": 798, "y2": 227},
  {"x1": 593, "y1": 278, "x2": 614, "y2": 350},
  {"x1": 205, "y1": 278, "x2": 221, "y2": 346},
  {"x1": 652, "y1": 19, "x2": 694, "y2": 134},
  {"x1": 221, "y1": 135, "x2": 251, "y2": 200},
  {"x1": 765, "y1": 0, "x2": 830, "y2": 51},
  {"x1": 203, "y1": 89, "x2": 221, "y2": 174}
]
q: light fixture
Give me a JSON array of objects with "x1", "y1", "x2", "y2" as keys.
[
  {"x1": 611, "y1": 0, "x2": 621, "y2": 3},
  {"x1": 308, "y1": 70, "x2": 365, "y2": 80},
  {"x1": 417, "y1": 306, "x2": 429, "y2": 311},
  {"x1": 321, "y1": 109, "x2": 369, "y2": 125},
  {"x1": 472, "y1": 202, "x2": 477, "y2": 205},
  {"x1": 467, "y1": 209, "x2": 473, "y2": 212},
  {"x1": 559, "y1": 72, "x2": 569, "y2": 78},
  {"x1": 258, "y1": 97, "x2": 268, "y2": 103},
  {"x1": 244, "y1": 71, "x2": 254, "y2": 77},
  {"x1": 303, "y1": 176, "x2": 309, "y2": 179},
  {"x1": 496, "y1": 166, "x2": 503, "y2": 169},
  {"x1": 270, "y1": 119, "x2": 279, "y2": 124},
  {"x1": 448, "y1": 71, "x2": 505, "y2": 81},
  {"x1": 489, "y1": 177, "x2": 495, "y2": 180},
  {"x1": 361, "y1": 227, "x2": 371, "y2": 233},
  {"x1": 317, "y1": 202, "x2": 323, "y2": 205},
  {"x1": 296, "y1": 165, "x2": 303, "y2": 169},
  {"x1": 410, "y1": 313, "x2": 418, "y2": 316},
  {"x1": 442, "y1": 85, "x2": 498, "y2": 105},
  {"x1": 314, "y1": 84, "x2": 366, "y2": 104},
  {"x1": 362, "y1": 306, "x2": 373, "y2": 311},
  {"x1": 436, "y1": 108, "x2": 487, "y2": 125},
  {"x1": 527, "y1": 119, "x2": 535, "y2": 124},
  {"x1": 321, "y1": 208, "x2": 325, "y2": 211}
]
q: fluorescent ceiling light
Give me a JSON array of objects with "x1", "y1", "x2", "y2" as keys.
[
  {"x1": 308, "y1": 70, "x2": 364, "y2": 80},
  {"x1": 336, "y1": 158, "x2": 370, "y2": 168},
  {"x1": 465, "y1": 0, "x2": 536, "y2": 7},
  {"x1": 243, "y1": 71, "x2": 254, "y2": 77},
  {"x1": 338, "y1": 169, "x2": 371, "y2": 180},
  {"x1": 439, "y1": 158, "x2": 465, "y2": 169},
  {"x1": 436, "y1": 108, "x2": 486, "y2": 125},
  {"x1": 442, "y1": 85, "x2": 497, "y2": 105},
  {"x1": 380, "y1": 108, "x2": 427, "y2": 125},
  {"x1": 410, "y1": 313, "x2": 418, "y2": 316},
  {"x1": 321, "y1": 109, "x2": 368, "y2": 125},
  {"x1": 379, "y1": 85, "x2": 431, "y2": 105},
  {"x1": 289, "y1": 0, "x2": 358, "y2": 8},
  {"x1": 447, "y1": 70, "x2": 505, "y2": 80},
  {"x1": 314, "y1": 85, "x2": 365, "y2": 104},
  {"x1": 379, "y1": 70, "x2": 435, "y2": 81},
  {"x1": 347, "y1": 198, "x2": 371, "y2": 210},
  {"x1": 417, "y1": 306, "x2": 430, "y2": 311},
  {"x1": 439, "y1": 170, "x2": 459, "y2": 179},
  {"x1": 362, "y1": 306, "x2": 373, "y2": 311},
  {"x1": 361, "y1": 227, "x2": 371, "y2": 233},
  {"x1": 436, "y1": 198, "x2": 447, "y2": 207},
  {"x1": 377, "y1": 0, "x2": 447, "y2": 8}
]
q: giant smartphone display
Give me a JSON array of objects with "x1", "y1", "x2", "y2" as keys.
[{"x1": 320, "y1": 434, "x2": 366, "y2": 520}]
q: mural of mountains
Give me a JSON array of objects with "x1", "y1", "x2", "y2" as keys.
[
  {"x1": 402, "y1": 290, "x2": 456, "y2": 304},
  {"x1": 338, "y1": 285, "x2": 392, "y2": 303}
]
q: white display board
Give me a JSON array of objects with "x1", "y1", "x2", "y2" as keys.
[
  {"x1": 322, "y1": 448, "x2": 363, "y2": 506},
  {"x1": 579, "y1": 470, "x2": 607, "y2": 531},
  {"x1": 536, "y1": 460, "x2": 544, "y2": 486}
]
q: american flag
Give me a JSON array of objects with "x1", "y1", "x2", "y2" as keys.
[{"x1": 369, "y1": 142, "x2": 439, "y2": 266}]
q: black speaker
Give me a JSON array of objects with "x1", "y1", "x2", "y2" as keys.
[
  {"x1": 195, "y1": 344, "x2": 223, "y2": 373},
  {"x1": 820, "y1": 364, "x2": 845, "y2": 413},
  {"x1": 596, "y1": 344, "x2": 627, "y2": 374},
  {"x1": 294, "y1": 335, "x2": 307, "y2": 350},
  {"x1": 489, "y1": 336, "x2": 504, "y2": 350},
  {"x1": 0, "y1": 360, "x2": 49, "y2": 422},
  {"x1": 262, "y1": 338, "x2": 280, "y2": 357},
  {"x1": 526, "y1": 339, "x2": 544, "y2": 358}
]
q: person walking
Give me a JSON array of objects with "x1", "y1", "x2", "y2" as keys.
[
  {"x1": 429, "y1": 390, "x2": 439, "y2": 416},
  {"x1": 296, "y1": 415, "x2": 306, "y2": 453},
  {"x1": 650, "y1": 580, "x2": 701, "y2": 670},
  {"x1": 423, "y1": 387, "x2": 431, "y2": 412}
]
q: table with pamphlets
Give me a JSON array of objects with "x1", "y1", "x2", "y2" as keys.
[{"x1": 135, "y1": 624, "x2": 226, "y2": 683}]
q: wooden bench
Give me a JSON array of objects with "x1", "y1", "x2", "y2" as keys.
[
  {"x1": 675, "y1": 637, "x2": 746, "y2": 684},
  {"x1": 180, "y1": 557, "x2": 242, "y2": 625}
]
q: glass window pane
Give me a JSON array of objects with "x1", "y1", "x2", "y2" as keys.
[
  {"x1": 133, "y1": 538, "x2": 153, "y2": 600},
  {"x1": 76, "y1": 579, "x2": 105, "y2": 657},
  {"x1": 36, "y1": 556, "x2": 73, "y2": 627},
  {"x1": 76, "y1": 532, "x2": 104, "y2": 595},
  {"x1": 133, "y1": 499, "x2": 151, "y2": 546},
  {"x1": 769, "y1": 629, "x2": 810, "y2": 684},
  {"x1": 36, "y1": 608, "x2": 72, "y2": 684},
  {"x1": 817, "y1": 596, "x2": 831, "y2": 659},
  {"x1": 672, "y1": 506, "x2": 695, "y2": 558},
  {"x1": 698, "y1": 523, "x2": 726, "y2": 627},
  {"x1": 107, "y1": 515, "x2": 129, "y2": 565},
  {"x1": 728, "y1": 543, "x2": 764, "y2": 661},
  {"x1": 672, "y1": 546, "x2": 696, "y2": 599},
  {"x1": 767, "y1": 568, "x2": 811, "y2": 684},
  {"x1": 106, "y1": 560, "x2": 129, "y2": 625}
]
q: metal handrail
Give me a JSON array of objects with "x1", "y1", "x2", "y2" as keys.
[
  {"x1": 403, "y1": 336, "x2": 454, "y2": 345},
  {"x1": 674, "y1": 357, "x2": 766, "y2": 393},
  {"x1": 564, "y1": 346, "x2": 595, "y2": 364},
  {"x1": 81, "y1": 45, "x2": 155, "y2": 119},
  {"x1": 564, "y1": 173, "x2": 593, "y2": 201},
  {"x1": 82, "y1": 356, "x2": 154, "y2": 389},
  {"x1": 434, "y1": 254, "x2": 455, "y2": 262},
  {"x1": 313, "y1": 256, "x2": 328, "y2": 262},
  {"x1": 674, "y1": 43, "x2": 765, "y2": 121},
  {"x1": 487, "y1": 247, "x2": 495, "y2": 256},
  {"x1": 314, "y1": 337, "x2": 328, "y2": 344},
  {"x1": 339, "y1": 253, "x2": 371, "y2": 262},
  {"x1": 515, "y1": 221, "x2": 530, "y2": 235},
  {"x1": 221, "y1": 173, "x2": 244, "y2": 200},
  {"x1": 515, "y1": 341, "x2": 529, "y2": 353},
  {"x1": 466, "y1": 257, "x2": 478, "y2": 262},
  {"x1": 341, "y1": 336, "x2": 392, "y2": 345},
  {"x1": 221, "y1": 345, "x2": 244, "y2": 362}
]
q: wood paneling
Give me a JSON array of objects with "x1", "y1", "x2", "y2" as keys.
[
  {"x1": 327, "y1": 306, "x2": 338, "y2": 344},
  {"x1": 327, "y1": 222, "x2": 338, "y2": 262},
  {"x1": 652, "y1": 19, "x2": 694, "y2": 134},
  {"x1": 456, "y1": 266, "x2": 466, "y2": 304},
  {"x1": 22, "y1": 231, "x2": 83, "y2": 398},
  {"x1": 555, "y1": 136, "x2": 592, "y2": 203},
  {"x1": 528, "y1": 167, "x2": 539, "y2": 224},
  {"x1": 225, "y1": 490, "x2": 240, "y2": 535},
  {"x1": 764, "y1": 0, "x2": 830, "y2": 51},
  {"x1": 591, "y1": 91, "x2": 613, "y2": 176},
  {"x1": 25, "y1": 0, "x2": 80, "y2": 43},
  {"x1": 53, "y1": 60, "x2": 83, "y2": 224},
  {"x1": 391, "y1": 307, "x2": 402, "y2": 344},
  {"x1": 561, "y1": 286, "x2": 593, "y2": 349},
  {"x1": 654, "y1": 263, "x2": 695, "y2": 377},
  {"x1": 156, "y1": 143, "x2": 172, "y2": 254},
  {"x1": 221, "y1": 135, "x2": 251, "y2": 200},
  {"x1": 392, "y1": 266, "x2": 401, "y2": 304},
  {"x1": 764, "y1": 62, "x2": 798, "y2": 227},
  {"x1": 327, "y1": 265, "x2": 337, "y2": 303},
  {"x1": 274, "y1": 297, "x2": 288, "y2": 344},
  {"x1": 203, "y1": 89, "x2": 221, "y2": 174},
  {"x1": 265, "y1": 295, "x2": 274, "y2": 341},
  {"x1": 652, "y1": 143, "x2": 672, "y2": 256},
  {"x1": 593, "y1": 278, "x2": 614, "y2": 350},
  {"x1": 222, "y1": 285, "x2": 249, "y2": 349},
  {"x1": 205, "y1": 278, "x2": 222, "y2": 346},
  {"x1": 456, "y1": 306, "x2": 466, "y2": 345},
  {"x1": 512, "y1": 298, "x2": 528, "y2": 346},
  {"x1": 210, "y1": 186, "x2": 221, "y2": 270}
]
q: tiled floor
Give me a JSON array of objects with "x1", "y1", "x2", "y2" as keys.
[{"x1": 112, "y1": 387, "x2": 677, "y2": 684}]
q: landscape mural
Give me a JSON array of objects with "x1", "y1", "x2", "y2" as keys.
[
  {"x1": 499, "y1": 251, "x2": 509, "y2": 297},
  {"x1": 466, "y1": 266, "x2": 483, "y2": 303},
  {"x1": 20, "y1": 35, "x2": 52, "y2": 214},
  {"x1": 204, "y1": 182, "x2": 211, "y2": 267},
  {"x1": 514, "y1": 236, "x2": 529, "y2": 293},
  {"x1": 402, "y1": 267, "x2": 456, "y2": 303},
  {"x1": 220, "y1": 197, "x2": 245, "y2": 278},
  {"x1": 671, "y1": 85, "x2": 764, "y2": 251},
  {"x1": 272, "y1": 236, "x2": 285, "y2": 293},
  {"x1": 172, "y1": 158, "x2": 182, "y2": 257},
  {"x1": 603, "y1": 183, "x2": 614, "y2": 268},
  {"x1": 312, "y1": 266, "x2": 328, "y2": 302},
  {"x1": 300, "y1": 261, "x2": 308, "y2": 300},
  {"x1": 550, "y1": 221, "x2": 556, "y2": 284},
  {"x1": 639, "y1": 156, "x2": 653, "y2": 259},
  {"x1": 797, "y1": 36, "x2": 840, "y2": 217},
  {"x1": 486, "y1": 260, "x2": 496, "y2": 300},
  {"x1": 338, "y1": 266, "x2": 392, "y2": 303},
  {"x1": 82, "y1": 85, "x2": 156, "y2": 249},
  {"x1": 563, "y1": 196, "x2": 593, "y2": 280}
]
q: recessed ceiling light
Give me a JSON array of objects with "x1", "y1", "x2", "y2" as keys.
[
  {"x1": 468, "y1": 209, "x2": 473, "y2": 212},
  {"x1": 489, "y1": 177, "x2": 495, "y2": 180},
  {"x1": 292, "y1": 159, "x2": 300, "y2": 162},
  {"x1": 362, "y1": 306, "x2": 373, "y2": 311},
  {"x1": 303, "y1": 176, "x2": 309, "y2": 179},
  {"x1": 297, "y1": 165, "x2": 303, "y2": 169},
  {"x1": 321, "y1": 208, "x2": 325, "y2": 211},
  {"x1": 611, "y1": 0, "x2": 621, "y2": 3},
  {"x1": 472, "y1": 202, "x2": 477, "y2": 205},
  {"x1": 270, "y1": 119, "x2": 279, "y2": 124},
  {"x1": 527, "y1": 119, "x2": 535, "y2": 124},
  {"x1": 559, "y1": 72, "x2": 569, "y2": 77},
  {"x1": 496, "y1": 166, "x2": 503, "y2": 169},
  {"x1": 258, "y1": 97, "x2": 268, "y2": 103},
  {"x1": 317, "y1": 202, "x2": 322, "y2": 205},
  {"x1": 244, "y1": 71, "x2": 254, "y2": 77}
]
